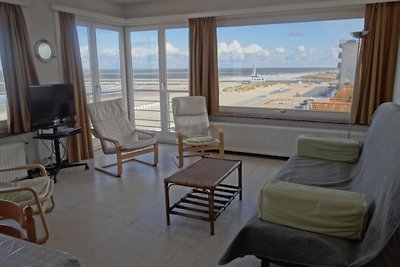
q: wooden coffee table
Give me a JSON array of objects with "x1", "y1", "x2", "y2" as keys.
[{"x1": 164, "y1": 157, "x2": 242, "y2": 235}]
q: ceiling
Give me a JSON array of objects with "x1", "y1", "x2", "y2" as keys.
[{"x1": 54, "y1": 0, "x2": 375, "y2": 19}]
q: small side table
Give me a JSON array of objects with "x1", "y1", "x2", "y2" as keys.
[{"x1": 164, "y1": 157, "x2": 242, "y2": 235}]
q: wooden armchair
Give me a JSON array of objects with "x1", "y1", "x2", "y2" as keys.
[
  {"x1": 88, "y1": 99, "x2": 158, "y2": 177},
  {"x1": 0, "y1": 164, "x2": 55, "y2": 244},
  {"x1": 172, "y1": 96, "x2": 224, "y2": 168},
  {"x1": 0, "y1": 199, "x2": 37, "y2": 243}
]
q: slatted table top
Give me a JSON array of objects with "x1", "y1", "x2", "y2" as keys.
[{"x1": 165, "y1": 158, "x2": 241, "y2": 189}]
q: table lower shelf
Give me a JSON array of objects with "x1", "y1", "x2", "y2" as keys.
[{"x1": 167, "y1": 184, "x2": 241, "y2": 225}]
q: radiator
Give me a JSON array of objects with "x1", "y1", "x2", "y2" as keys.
[
  {"x1": 212, "y1": 122, "x2": 366, "y2": 157},
  {"x1": 0, "y1": 143, "x2": 27, "y2": 182}
]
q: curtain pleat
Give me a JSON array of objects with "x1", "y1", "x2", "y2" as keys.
[
  {"x1": 351, "y1": 2, "x2": 400, "y2": 125},
  {"x1": 59, "y1": 12, "x2": 93, "y2": 162},
  {"x1": 189, "y1": 17, "x2": 219, "y2": 115},
  {"x1": 0, "y1": 3, "x2": 39, "y2": 133}
]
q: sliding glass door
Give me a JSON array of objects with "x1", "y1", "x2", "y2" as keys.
[{"x1": 129, "y1": 26, "x2": 189, "y2": 138}]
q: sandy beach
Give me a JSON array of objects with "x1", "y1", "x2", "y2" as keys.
[{"x1": 219, "y1": 80, "x2": 332, "y2": 109}]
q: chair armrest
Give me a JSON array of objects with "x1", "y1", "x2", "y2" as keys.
[
  {"x1": 135, "y1": 129, "x2": 156, "y2": 139},
  {"x1": 0, "y1": 186, "x2": 42, "y2": 205},
  {"x1": 0, "y1": 164, "x2": 47, "y2": 176},
  {"x1": 209, "y1": 125, "x2": 224, "y2": 141},
  {"x1": 90, "y1": 129, "x2": 120, "y2": 147},
  {"x1": 0, "y1": 186, "x2": 39, "y2": 195}
]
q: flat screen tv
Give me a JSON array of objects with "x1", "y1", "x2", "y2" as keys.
[{"x1": 27, "y1": 84, "x2": 75, "y2": 130}]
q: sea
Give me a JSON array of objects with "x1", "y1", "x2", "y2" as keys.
[
  {"x1": 130, "y1": 67, "x2": 335, "y2": 81},
  {"x1": 0, "y1": 67, "x2": 336, "y2": 109}
]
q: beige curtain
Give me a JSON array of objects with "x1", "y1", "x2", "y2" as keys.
[
  {"x1": 351, "y1": 2, "x2": 400, "y2": 125},
  {"x1": 189, "y1": 17, "x2": 219, "y2": 115},
  {"x1": 0, "y1": 3, "x2": 39, "y2": 134},
  {"x1": 59, "y1": 12, "x2": 93, "y2": 162}
]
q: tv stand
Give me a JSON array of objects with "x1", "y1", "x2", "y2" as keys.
[{"x1": 34, "y1": 126, "x2": 89, "y2": 183}]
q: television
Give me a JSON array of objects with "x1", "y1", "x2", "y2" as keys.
[{"x1": 27, "y1": 84, "x2": 75, "y2": 130}]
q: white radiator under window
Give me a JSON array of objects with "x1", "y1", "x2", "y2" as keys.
[
  {"x1": 212, "y1": 122, "x2": 366, "y2": 157},
  {"x1": 0, "y1": 143, "x2": 27, "y2": 182}
]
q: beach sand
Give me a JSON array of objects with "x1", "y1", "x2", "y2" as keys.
[{"x1": 219, "y1": 81, "x2": 332, "y2": 109}]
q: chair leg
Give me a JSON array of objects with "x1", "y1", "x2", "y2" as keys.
[
  {"x1": 24, "y1": 206, "x2": 37, "y2": 243},
  {"x1": 153, "y1": 144, "x2": 159, "y2": 166},
  {"x1": 46, "y1": 196, "x2": 56, "y2": 213},
  {"x1": 178, "y1": 149, "x2": 184, "y2": 168},
  {"x1": 116, "y1": 150, "x2": 123, "y2": 177},
  {"x1": 32, "y1": 195, "x2": 50, "y2": 244}
]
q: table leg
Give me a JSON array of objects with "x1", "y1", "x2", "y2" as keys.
[
  {"x1": 209, "y1": 189, "x2": 215, "y2": 235},
  {"x1": 164, "y1": 181, "x2": 171, "y2": 225},
  {"x1": 238, "y1": 163, "x2": 243, "y2": 201}
]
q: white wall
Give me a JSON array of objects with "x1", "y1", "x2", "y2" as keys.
[{"x1": 25, "y1": 1, "x2": 61, "y2": 84}]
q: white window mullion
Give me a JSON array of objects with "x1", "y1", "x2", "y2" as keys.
[
  {"x1": 88, "y1": 25, "x2": 100, "y2": 103},
  {"x1": 158, "y1": 27, "x2": 168, "y2": 136},
  {"x1": 124, "y1": 27, "x2": 134, "y2": 122},
  {"x1": 117, "y1": 29, "x2": 128, "y2": 109}
]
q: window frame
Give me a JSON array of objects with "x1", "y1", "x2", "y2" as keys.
[
  {"x1": 126, "y1": 23, "x2": 189, "y2": 140},
  {"x1": 76, "y1": 20, "x2": 127, "y2": 105},
  {"x1": 216, "y1": 6, "x2": 365, "y2": 123}
]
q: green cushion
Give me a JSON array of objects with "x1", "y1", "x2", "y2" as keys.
[
  {"x1": 297, "y1": 135, "x2": 361, "y2": 162},
  {"x1": 258, "y1": 180, "x2": 368, "y2": 240},
  {"x1": 0, "y1": 176, "x2": 51, "y2": 203},
  {"x1": 183, "y1": 135, "x2": 219, "y2": 146}
]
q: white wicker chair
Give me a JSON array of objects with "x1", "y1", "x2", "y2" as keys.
[
  {"x1": 88, "y1": 99, "x2": 158, "y2": 177},
  {"x1": 172, "y1": 96, "x2": 224, "y2": 168}
]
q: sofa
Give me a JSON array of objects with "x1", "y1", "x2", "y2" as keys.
[{"x1": 219, "y1": 102, "x2": 400, "y2": 267}]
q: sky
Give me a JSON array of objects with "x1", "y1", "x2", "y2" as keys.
[{"x1": 77, "y1": 17, "x2": 364, "y2": 71}]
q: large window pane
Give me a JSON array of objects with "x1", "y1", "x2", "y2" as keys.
[
  {"x1": 76, "y1": 26, "x2": 93, "y2": 103},
  {"x1": 0, "y1": 58, "x2": 7, "y2": 121},
  {"x1": 165, "y1": 28, "x2": 189, "y2": 132},
  {"x1": 131, "y1": 30, "x2": 161, "y2": 130},
  {"x1": 217, "y1": 18, "x2": 364, "y2": 115},
  {"x1": 96, "y1": 29, "x2": 123, "y2": 102}
]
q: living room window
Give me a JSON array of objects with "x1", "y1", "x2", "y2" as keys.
[
  {"x1": 76, "y1": 23, "x2": 126, "y2": 104},
  {"x1": 217, "y1": 16, "x2": 364, "y2": 122}
]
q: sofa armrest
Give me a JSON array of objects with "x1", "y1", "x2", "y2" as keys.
[
  {"x1": 259, "y1": 179, "x2": 368, "y2": 240},
  {"x1": 297, "y1": 135, "x2": 361, "y2": 163}
]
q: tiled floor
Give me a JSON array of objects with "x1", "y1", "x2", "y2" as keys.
[{"x1": 42, "y1": 144, "x2": 286, "y2": 267}]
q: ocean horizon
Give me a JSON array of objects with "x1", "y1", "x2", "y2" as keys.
[{"x1": 87, "y1": 67, "x2": 336, "y2": 80}]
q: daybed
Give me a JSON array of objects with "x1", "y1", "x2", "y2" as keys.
[{"x1": 219, "y1": 102, "x2": 400, "y2": 267}]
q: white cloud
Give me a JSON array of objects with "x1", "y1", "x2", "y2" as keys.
[
  {"x1": 284, "y1": 45, "x2": 319, "y2": 62},
  {"x1": 165, "y1": 42, "x2": 180, "y2": 54},
  {"x1": 327, "y1": 47, "x2": 339, "y2": 60},
  {"x1": 102, "y1": 48, "x2": 118, "y2": 57},
  {"x1": 218, "y1": 40, "x2": 270, "y2": 57},
  {"x1": 165, "y1": 42, "x2": 188, "y2": 56},
  {"x1": 298, "y1": 45, "x2": 306, "y2": 53},
  {"x1": 131, "y1": 47, "x2": 158, "y2": 58},
  {"x1": 80, "y1": 46, "x2": 89, "y2": 57},
  {"x1": 275, "y1": 47, "x2": 286, "y2": 54}
]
